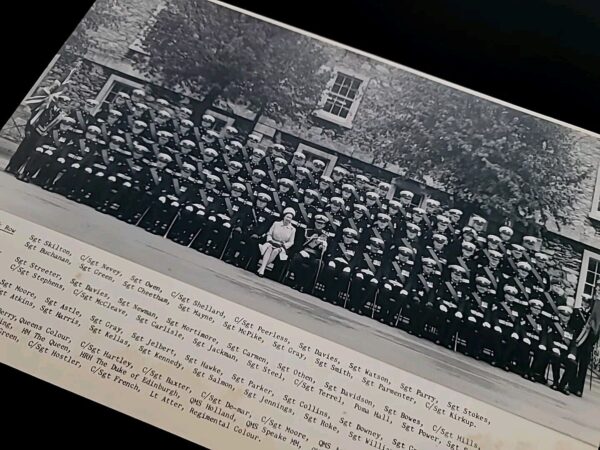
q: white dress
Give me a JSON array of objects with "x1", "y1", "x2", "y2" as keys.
[{"x1": 259, "y1": 221, "x2": 296, "y2": 260}]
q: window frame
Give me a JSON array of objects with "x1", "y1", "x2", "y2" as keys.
[
  {"x1": 296, "y1": 143, "x2": 338, "y2": 176},
  {"x1": 314, "y1": 68, "x2": 368, "y2": 129},
  {"x1": 575, "y1": 249, "x2": 600, "y2": 308},
  {"x1": 93, "y1": 74, "x2": 145, "y2": 114}
]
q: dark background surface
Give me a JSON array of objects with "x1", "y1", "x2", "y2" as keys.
[{"x1": 2, "y1": 0, "x2": 600, "y2": 447}]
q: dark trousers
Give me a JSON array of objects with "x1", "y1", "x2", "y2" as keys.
[
  {"x1": 6, "y1": 129, "x2": 41, "y2": 174},
  {"x1": 572, "y1": 337, "x2": 595, "y2": 395},
  {"x1": 319, "y1": 264, "x2": 352, "y2": 306},
  {"x1": 374, "y1": 284, "x2": 407, "y2": 325},
  {"x1": 286, "y1": 253, "x2": 322, "y2": 293},
  {"x1": 348, "y1": 273, "x2": 378, "y2": 314}
]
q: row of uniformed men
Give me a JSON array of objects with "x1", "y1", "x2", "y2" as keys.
[{"x1": 6, "y1": 89, "x2": 590, "y2": 395}]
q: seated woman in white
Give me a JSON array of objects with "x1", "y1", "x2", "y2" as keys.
[{"x1": 257, "y1": 207, "x2": 297, "y2": 276}]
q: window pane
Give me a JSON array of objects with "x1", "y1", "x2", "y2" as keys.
[{"x1": 321, "y1": 72, "x2": 364, "y2": 119}]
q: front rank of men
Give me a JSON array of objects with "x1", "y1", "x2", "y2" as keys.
[{"x1": 6, "y1": 89, "x2": 595, "y2": 397}]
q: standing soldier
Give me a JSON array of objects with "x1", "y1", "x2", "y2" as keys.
[
  {"x1": 136, "y1": 153, "x2": 177, "y2": 233},
  {"x1": 446, "y1": 208, "x2": 463, "y2": 239},
  {"x1": 543, "y1": 306, "x2": 579, "y2": 394},
  {"x1": 377, "y1": 182, "x2": 392, "y2": 203},
  {"x1": 286, "y1": 214, "x2": 330, "y2": 293},
  {"x1": 310, "y1": 159, "x2": 326, "y2": 180},
  {"x1": 316, "y1": 175, "x2": 334, "y2": 207},
  {"x1": 319, "y1": 228, "x2": 360, "y2": 305},
  {"x1": 55, "y1": 124, "x2": 104, "y2": 198},
  {"x1": 530, "y1": 252, "x2": 552, "y2": 294},
  {"x1": 131, "y1": 88, "x2": 147, "y2": 106},
  {"x1": 498, "y1": 225, "x2": 514, "y2": 254},
  {"x1": 423, "y1": 198, "x2": 441, "y2": 228},
  {"x1": 354, "y1": 174, "x2": 370, "y2": 203},
  {"x1": 197, "y1": 147, "x2": 220, "y2": 174},
  {"x1": 340, "y1": 184, "x2": 357, "y2": 212},
  {"x1": 98, "y1": 91, "x2": 131, "y2": 121},
  {"x1": 364, "y1": 191, "x2": 381, "y2": 221},
  {"x1": 6, "y1": 95, "x2": 70, "y2": 176},
  {"x1": 348, "y1": 237, "x2": 385, "y2": 315},
  {"x1": 471, "y1": 215, "x2": 488, "y2": 236},
  {"x1": 99, "y1": 109, "x2": 126, "y2": 141},
  {"x1": 386, "y1": 200, "x2": 408, "y2": 239},
  {"x1": 572, "y1": 292, "x2": 600, "y2": 396},
  {"x1": 397, "y1": 190, "x2": 415, "y2": 217},
  {"x1": 22, "y1": 116, "x2": 77, "y2": 183},
  {"x1": 110, "y1": 143, "x2": 153, "y2": 223},
  {"x1": 330, "y1": 166, "x2": 348, "y2": 195},
  {"x1": 269, "y1": 143, "x2": 288, "y2": 160},
  {"x1": 377, "y1": 246, "x2": 416, "y2": 326}
]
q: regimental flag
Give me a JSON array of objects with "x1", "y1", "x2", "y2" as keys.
[
  {"x1": 577, "y1": 296, "x2": 600, "y2": 347},
  {"x1": 24, "y1": 62, "x2": 81, "y2": 112}
]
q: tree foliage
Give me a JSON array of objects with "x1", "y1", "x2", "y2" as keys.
[
  {"x1": 136, "y1": 0, "x2": 330, "y2": 119},
  {"x1": 63, "y1": 0, "x2": 121, "y2": 57},
  {"x1": 350, "y1": 71, "x2": 591, "y2": 227}
]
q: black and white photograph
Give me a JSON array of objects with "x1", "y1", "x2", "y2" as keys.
[{"x1": 0, "y1": 0, "x2": 599, "y2": 446}]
